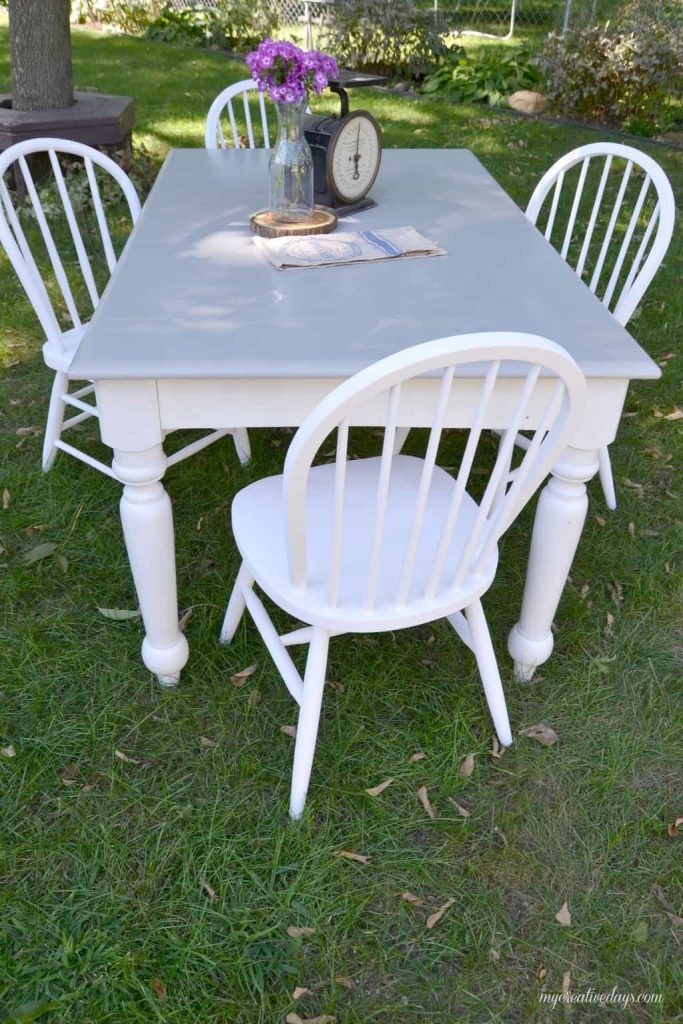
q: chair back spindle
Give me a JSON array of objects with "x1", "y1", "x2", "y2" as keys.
[{"x1": 205, "y1": 80, "x2": 272, "y2": 150}]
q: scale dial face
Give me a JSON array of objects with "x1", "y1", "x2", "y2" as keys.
[{"x1": 328, "y1": 110, "x2": 382, "y2": 204}]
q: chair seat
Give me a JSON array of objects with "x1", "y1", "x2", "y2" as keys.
[
  {"x1": 232, "y1": 455, "x2": 498, "y2": 632},
  {"x1": 42, "y1": 326, "x2": 84, "y2": 373}
]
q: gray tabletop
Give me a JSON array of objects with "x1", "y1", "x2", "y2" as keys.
[{"x1": 70, "y1": 148, "x2": 660, "y2": 382}]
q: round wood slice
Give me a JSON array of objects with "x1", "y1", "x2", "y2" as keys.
[{"x1": 250, "y1": 206, "x2": 337, "y2": 238}]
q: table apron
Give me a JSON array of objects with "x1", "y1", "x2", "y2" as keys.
[{"x1": 95, "y1": 375, "x2": 630, "y2": 453}]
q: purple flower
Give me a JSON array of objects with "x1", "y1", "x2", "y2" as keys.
[{"x1": 245, "y1": 38, "x2": 337, "y2": 104}]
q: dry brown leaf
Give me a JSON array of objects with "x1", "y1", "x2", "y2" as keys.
[
  {"x1": 604, "y1": 612, "x2": 615, "y2": 639},
  {"x1": 608, "y1": 579, "x2": 624, "y2": 605},
  {"x1": 555, "y1": 900, "x2": 572, "y2": 927},
  {"x1": 292, "y1": 986, "x2": 314, "y2": 1000},
  {"x1": 231, "y1": 663, "x2": 257, "y2": 687},
  {"x1": 334, "y1": 976, "x2": 356, "y2": 990},
  {"x1": 286, "y1": 1016, "x2": 336, "y2": 1024},
  {"x1": 426, "y1": 897, "x2": 455, "y2": 929},
  {"x1": 537, "y1": 967, "x2": 547, "y2": 981},
  {"x1": 666, "y1": 816, "x2": 683, "y2": 838},
  {"x1": 417, "y1": 785, "x2": 436, "y2": 818},
  {"x1": 199, "y1": 736, "x2": 219, "y2": 749},
  {"x1": 409, "y1": 751, "x2": 427, "y2": 763},
  {"x1": 200, "y1": 877, "x2": 218, "y2": 902},
  {"x1": 59, "y1": 763, "x2": 79, "y2": 786},
  {"x1": 281, "y1": 724, "x2": 297, "y2": 739},
  {"x1": 327, "y1": 680, "x2": 345, "y2": 693},
  {"x1": 178, "y1": 606, "x2": 193, "y2": 632},
  {"x1": 396, "y1": 891, "x2": 424, "y2": 906},
  {"x1": 335, "y1": 850, "x2": 371, "y2": 864},
  {"x1": 80, "y1": 771, "x2": 103, "y2": 794},
  {"x1": 114, "y1": 749, "x2": 141, "y2": 764},
  {"x1": 287, "y1": 926, "x2": 317, "y2": 939},
  {"x1": 1, "y1": 744, "x2": 16, "y2": 758},
  {"x1": 664, "y1": 407, "x2": 683, "y2": 421},
  {"x1": 2, "y1": 488, "x2": 9, "y2": 510},
  {"x1": 562, "y1": 971, "x2": 571, "y2": 996},
  {"x1": 365, "y1": 777, "x2": 394, "y2": 797},
  {"x1": 518, "y1": 724, "x2": 559, "y2": 746},
  {"x1": 594, "y1": 515, "x2": 606, "y2": 526},
  {"x1": 151, "y1": 979, "x2": 167, "y2": 1002},
  {"x1": 490, "y1": 736, "x2": 506, "y2": 759},
  {"x1": 640, "y1": 529, "x2": 659, "y2": 538},
  {"x1": 490, "y1": 948, "x2": 500, "y2": 962},
  {"x1": 447, "y1": 797, "x2": 470, "y2": 818},
  {"x1": 459, "y1": 753, "x2": 476, "y2": 777}
]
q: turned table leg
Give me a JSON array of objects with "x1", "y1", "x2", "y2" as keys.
[
  {"x1": 113, "y1": 445, "x2": 189, "y2": 688},
  {"x1": 508, "y1": 446, "x2": 599, "y2": 682}
]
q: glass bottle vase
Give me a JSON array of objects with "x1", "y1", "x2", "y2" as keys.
[{"x1": 268, "y1": 99, "x2": 314, "y2": 224}]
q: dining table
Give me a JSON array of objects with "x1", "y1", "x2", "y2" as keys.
[{"x1": 69, "y1": 147, "x2": 661, "y2": 687}]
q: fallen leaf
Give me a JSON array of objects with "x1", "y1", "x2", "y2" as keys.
[
  {"x1": 292, "y1": 986, "x2": 314, "y2": 1000},
  {"x1": 59, "y1": 763, "x2": 79, "y2": 786},
  {"x1": 594, "y1": 515, "x2": 606, "y2": 526},
  {"x1": 604, "y1": 612, "x2": 615, "y2": 639},
  {"x1": 562, "y1": 970, "x2": 571, "y2": 997},
  {"x1": 537, "y1": 967, "x2": 547, "y2": 981},
  {"x1": 490, "y1": 736, "x2": 506, "y2": 759},
  {"x1": 151, "y1": 979, "x2": 167, "y2": 1002},
  {"x1": 409, "y1": 751, "x2": 427, "y2": 762},
  {"x1": 642, "y1": 447, "x2": 662, "y2": 458},
  {"x1": 97, "y1": 607, "x2": 141, "y2": 620},
  {"x1": 281, "y1": 724, "x2": 297, "y2": 738},
  {"x1": 199, "y1": 736, "x2": 219, "y2": 749},
  {"x1": 16, "y1": 425, "x2": 41, "y2": 436},
  {"x1": 335, "y1": 850, "x2": 371, "y2": 864},
  {"x1": 640, "y1": 529, "x2": 659, "y2": 538},
  {"x1": 327, "y1": 680, "x2": 345, "y2": 692},
  {"x1": 447, "y1": 797, "x2": 470, "y2": 818},
  {"x1": 80, "y1": 771, "x2": 103, "y2": 794},
  {"x1": 555, "y1": 900, "x2": 571, "y2": 927},
  {"x1": 365, "y1": 777, "x2": 394, "y2": 797},
  {"x1": 287, "y1": 926, "x2": 317, "y2": 939},
  {"x1": 518, "y1": 724, "x2": 559, "y2": 746},
  {"x1": 666, "y1": 816, "x2": 683, "y2": 838},
  {"x1": 490, "y1": 948, "x2": 500, "y2": 961},
  {"x1": 22, "y1": 542, "x2": 58, "y2": 565},
  {"x1": 334, "y1": 976, "x2": 356, "y2": 990},
  {"x1": 426, "y1": 897, "x2": 455, "y2": 929},
  {"x1": 396, "y1": 891, "x2": 424, "y2": 906},
  {"x1": 417, "y1": 785, "x2": 436, "y2": 818},
  {"x1": 628, "y1": 521, "x2": 635, "y2": 537},
  {"x1": 2, "y1": 488, "x2": 9, "y2": 509},
  {"x1": 1, "y1": 745, "x2": 16, "y2": 758},
  {"x1": 200, "y1": 877, "x2": 218, "y2": 901},
  {"x1": 286, "y1": 1016, "x2": 336, "y2": 1024},
  {"x1": 114, "y1": 749, "x2": 141, "y2": 764},
  {"x1": 231, "y1": 663, "x2": 257, "y2": 687},
  {"x1": 608, "y1": 579, "x2": 624, "y2": 605},
  {"x1": 658, "y1": 351, "x2": 676, "y2": 364},
  {"x1": 459, "y1": 753, "x2": 476, "y2": 777},
  {"x1": 664, "y1": 407, "x2": 683, "y2": 421},
  {"x1": 178, "y1": 606, "x2": 193, "y2": 631}
]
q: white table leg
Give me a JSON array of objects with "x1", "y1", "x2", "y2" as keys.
[
  {"x1": 113, "y1": 445, "x2": 189, "y2": 688},
  {"x1": 508, "y1": 446, "x2": 599, "y2": 682}
]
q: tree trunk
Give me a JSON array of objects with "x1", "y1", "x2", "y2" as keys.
[{"x1": 9, "y1": 0, "x2": 74, "y2": 111}]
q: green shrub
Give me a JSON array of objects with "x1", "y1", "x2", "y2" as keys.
[
  {"x1": 145, "y1": 5, "x2": 217, "y2": 45},
  {"x1": 538, "y1": 24, "x2": 682, "y2": 132},
  {"x1": 326, "y1": 0, "x2": 448, "y2": 80},
  {"x1": 144, "y1": 1, "x2": 278, "y2": 52},
  {"x1": 71, "y1": 0, "x2": 159, "y2": 33},
  {"x1": 423, "y1": 46, "x2": 542, "y2": 107}
]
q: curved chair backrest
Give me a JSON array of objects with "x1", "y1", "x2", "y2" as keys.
[
  {"x1": 0, "y1": 137, "x2": 141, "y2": 350},
  {"x1": 283, "y1": 332, "x2": 587, "y2": 609},
  {"x1": 204, "y1": 79, "x2": 271, "y2": 150},
  {"x1": 526, "y1": 142, "x2": 675, "y2": 326}
]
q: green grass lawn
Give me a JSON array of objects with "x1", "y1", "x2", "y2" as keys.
[{"x1": 1, "y1": 23, "x2": 682, "y2": 1024}]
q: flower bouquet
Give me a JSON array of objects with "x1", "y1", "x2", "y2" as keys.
[{"x1": 246, "y1": 39, "x2": 338, "y2": 223}]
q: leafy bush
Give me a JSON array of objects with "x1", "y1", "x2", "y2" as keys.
[
  {"x1": 423, "y1": 47, "x2": 542, "y2": 107},
  {"x1": 71, "y1": 0, "x2": 159, "y2": 33},
  {"x1": 326, "y1": 0, "x2": 448, "y2": 80},
  {"x1": 538, "y1": 25, "x2": 682, "y2": 132},
  {"x1": 144, "y1": 1, "x2": 278, "y2": 52}
]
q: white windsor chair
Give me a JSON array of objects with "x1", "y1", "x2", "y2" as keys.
[
  {"x1": 0, "y1": 138, "x2": 250, "y2": 478},
  {"x1": 220, "y1": 331, "x2": 587, "y2": 819},
  {"x1": 525, "y1": 142, "x2": 675, "y2": 510},
  {"x1": 204, "y1": 80, "x2": 272, "y2": 151}
]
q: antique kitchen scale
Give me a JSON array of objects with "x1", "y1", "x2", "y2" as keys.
[
  {"x1": 250, "y1": 70, "x2": 385, "y2": 237},
  {"x1": 303, "y1": 70, "x2": 386, "y2": 215}
]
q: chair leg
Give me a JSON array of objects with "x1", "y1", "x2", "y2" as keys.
[
  {"x1": 598, "y1": 445, "x2": 617, "y2": 511},
  {"x1": 464, "y1": 599, "x2": 513, "y2": 748},
  {"x1": 42, "y1": 371, "x2": 68, "y2": 472},
  {"x1": 219, "y1": 562, "x2": 254, "y2": 644},
  {"x1": 232, "y1": 428, "x2": 251, "y2": 466},
  {"x1": 290, "y1": 627, "x2": 330, "y2": 820}
]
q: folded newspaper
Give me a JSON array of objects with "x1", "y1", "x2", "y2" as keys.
[{"x1": 255, "y1": 226, "x2": 446, "y2": 271}]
